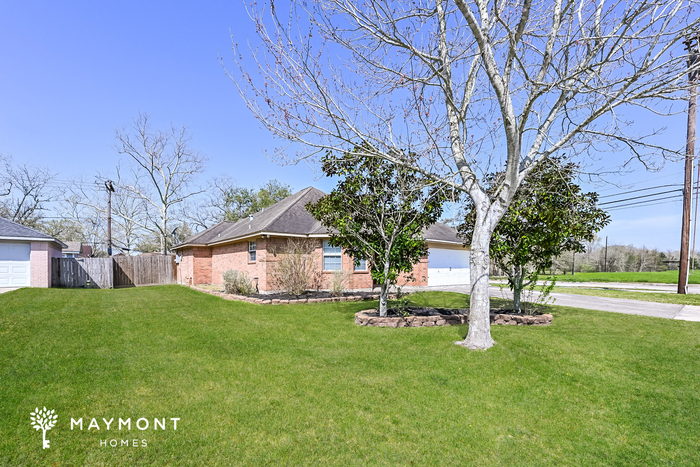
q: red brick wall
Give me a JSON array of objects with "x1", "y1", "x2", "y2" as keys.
[
  {"x1": 398, "y1": 256, "x2": 428, "y2": 287},
  {"x1": 178, "y1": 249, "x2": 194, "y2": 285},
  {"x1": 184, "y1": 235, "x2": 429, "y2": 291},
  {"x1": 192, "y1": 247, "x2": 212, "y2": 284},
  {"x1": 211, "y1": 239, "x2": 267, "y2": 290}
]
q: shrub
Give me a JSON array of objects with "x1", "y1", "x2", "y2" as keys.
[
  {"x1": 270, "y1": 239, "x2": 318, "y2": 295},
  {"x1": 330, "y1": 270, "x2": 350, "y2": 297},
  {"x1": 222, "y1": 269, "x2": 256, "y2": 295}
]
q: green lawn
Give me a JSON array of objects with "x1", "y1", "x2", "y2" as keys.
[
  {"x1": 541, "y1": 270, "x2": 700, "y2": 284},
  {"x1": 1, "y1": 286, "x2": 699, "y2": 466}
]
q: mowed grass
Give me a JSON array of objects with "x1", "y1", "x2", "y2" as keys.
[
  {"x1": 1, "y1": 286, "x2": 699, "y2": 466},
  {"x1": 543, "y1": 270, "x2": 700, "y2": 284}
]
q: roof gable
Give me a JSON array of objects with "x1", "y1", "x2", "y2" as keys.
[{"x1": 176, "y1": 187, "x2": 329, "y2": 247}]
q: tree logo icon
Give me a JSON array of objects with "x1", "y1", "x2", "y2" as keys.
[{"x1": 30, "y1": 407, "x2": 57, "y2": 449}]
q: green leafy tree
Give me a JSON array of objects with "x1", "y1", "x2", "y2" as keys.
[
  {"x1": 307, "y1": 149, "x2": 446, "y2": 316},
  {"x1": 223, "y1": 179, "x2": 292, "y2": 222},
  {"x1": 459, "y1": 157, "x2": 609, "y2": 311}
]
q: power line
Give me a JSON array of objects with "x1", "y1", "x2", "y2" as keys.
[
  {"x1": 598, "y1": 183, "x2": 682, "y2": 199},
  {"x1": 594, "y1": 171, "x2": 685, "y2": 194},
  {"x1": 605, "y1": 194, "x2": 684, "y2": 210},
  {"x1": 598, "y1": 188, "x2": 683, "y2": 206}
]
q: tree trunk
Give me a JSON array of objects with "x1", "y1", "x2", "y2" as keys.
[
  {"x1": 513, "y1": 267, "x2": 523, "y2": 312},
  {"x1": 457, "y1": 220, "x2": 496, "y2": 350},
  {"x1": 379, "y1": 282, "x2": 389, "y2": 317},
  {"x1": 160, "y1": 211, "x2": 167, "y2": 255},
  {"x1": 378, "y1": 253, "x2": 392, "y2": 317}
]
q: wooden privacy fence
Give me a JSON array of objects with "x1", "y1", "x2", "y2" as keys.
[{"x1": 52, "y1": 255, "x2": 177, "y2": 289}]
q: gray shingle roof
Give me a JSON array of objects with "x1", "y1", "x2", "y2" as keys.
[
  {"x1": 423, "y1": 222, "x2": 464, "y2": 244},
  {"x1": 174, "y1": 187, "x2": 464, "y2": 248},
  {"x1": 63, "y1": 241, "x2": 82, "y2": 253},
  {"x1": 0, "y1": 217, "x2": 67, "y2": 247}
]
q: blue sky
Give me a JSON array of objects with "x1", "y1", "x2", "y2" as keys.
[{"x1": 0, "y1": 1, "x2": 692, "y2": 251}]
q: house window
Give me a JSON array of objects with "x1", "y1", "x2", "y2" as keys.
[
  {"x1": 323, "y1": 241, "x2": 342, "y2": 271},
  {"x1": 354, "y1": 259, "x2": 367, "y2": 271},
  {"x1": 249, "y1": 241, "x2": 257, "y2": 262}
]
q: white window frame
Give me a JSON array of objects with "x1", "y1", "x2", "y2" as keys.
[
  {"x1": 323, "y1": 241, "x2": 342, "y2": 271},
  {"x1": 248, "y1": 241, "x2": 257, "y2": 262},
  {"x1": 354, "y1": 259, "x2": 367, "y2": 271}
]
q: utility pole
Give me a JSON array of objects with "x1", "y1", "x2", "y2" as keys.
[
  {"x1": 604, "y1": 236, "x2": 608, "y2": 272},
  {"x1": 572, "y1": 252, "x2": 575, "y2": 275},
  {"x1": 693, "y1": 156, "x2": 700, "y2": 273},
  {"x1": 105, "y1": 180, "x2": 115, "y2": 257},
  {"x1": 679, "y1": 35, "x2": 699, "y2": 295}
]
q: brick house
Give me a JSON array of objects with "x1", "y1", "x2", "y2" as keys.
[
  {"x1": 173, "y1": 187, "x2": 470, "y2": 291},
  {"x1": 0, "y1": 217, "x2": 67, "y2": 287}
]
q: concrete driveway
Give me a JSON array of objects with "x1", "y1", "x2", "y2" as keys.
[{"x1": 0, "y1": 288, "x2": 18, "y2": 294}]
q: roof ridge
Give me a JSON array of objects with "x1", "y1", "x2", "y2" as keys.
[{"x1": 254, "y1": 186, "x2": 316, "y2": 232}]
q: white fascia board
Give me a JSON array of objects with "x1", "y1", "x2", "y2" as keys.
[
  {"x1": 426, "y1": 239, "x2": 468, "y2": 247},
  {"x1": 207, "y1": 231, "x2": 307, "y2": 247},
  {"x1": 171, "y1": 243, "x2": 207, "y2": 250},
  {"x1": 0, "y1": 236, "x2": 52, "y2": 242}
]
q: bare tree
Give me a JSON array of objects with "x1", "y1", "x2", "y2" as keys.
[
  {"x1": 65, "y1": 174, "x2": 150, "y2": 255},
  {"x1": 115, "y1": 114, "x2": 205, "y2": 254},
  {"x1": 230, "y1": 0, "x2": 700, "y2": 349},
  {"x1": 181, "y1": 176, "x2": 236, "y2": 231},
  {"x1": 62, "y1": 193, "x2": 107, "y2": 256},
  {"x1": 0, "y1": 155, "x2": 55, "y2": 227}
]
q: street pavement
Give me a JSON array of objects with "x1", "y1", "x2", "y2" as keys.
[{"x1": 491, "y1": 280, "x2": 700, "y2": 294}]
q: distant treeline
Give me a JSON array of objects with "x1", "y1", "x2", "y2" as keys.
[
  {"x1": 550, "y1": 240, "x2": 694, "y2": 274},
  {"x1": 491, "y1": 239, "x2": 699, "y2": 276}
]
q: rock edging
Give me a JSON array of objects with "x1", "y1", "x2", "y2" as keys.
[
  {"x1": 190, "y1": 285, "x2": 396, "y2": 305},
  {"x1": 355, "y1": 309, "x2": 552, "y2": 327}
]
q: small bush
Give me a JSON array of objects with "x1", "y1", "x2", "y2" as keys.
[
  {"x1": 270, "y1": 239, "x2": 318, "y2": 295},
  {"x1": 222, "y1": 269, "x2": 256, "y2": 295},
  {"x1": 330, "y1": 270, "x2": 350, "y2": 297}
]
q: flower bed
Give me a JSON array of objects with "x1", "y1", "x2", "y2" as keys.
[
  {"x1": 190, "y1": 285, "x2": 397, "y2": 305},
  {"x1": 355, "y1": 308, "x2": 552, "y2": 327}
]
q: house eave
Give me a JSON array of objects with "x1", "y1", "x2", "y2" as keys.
[
  {"x1": 0, "y1": 236, "x2": 68, "y2": 248},
  {"x1": 426, "y1": 239, "x2": 466, "y2": 247},
  {"x1": 175, "y1": 231, "x2": 317, "y2": 249}
]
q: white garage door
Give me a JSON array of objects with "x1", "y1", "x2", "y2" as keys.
[
  {"x1": 428, "y1": 247, "x2": 470, "y2": 286},
  {"x1": 0, "y1": 242, "x2": 31, "y2": 287}
]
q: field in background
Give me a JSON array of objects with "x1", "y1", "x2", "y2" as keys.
[{"x1": 541, "y1": 270, "x2": 700, "y2": 284}]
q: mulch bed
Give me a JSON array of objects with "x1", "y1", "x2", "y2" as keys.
[
  {"x1": 371, "y1": 307, "x2": 468, "y2": 317},
  {"x1": 191, "y1": 285, "x2": 398, "y2": 305},
  {"x1": 355, "y1": 307, "x2": 552, "y2": 327},
  {"x1": 249, "y1": 290, "x2": 381, "y2": 301}
]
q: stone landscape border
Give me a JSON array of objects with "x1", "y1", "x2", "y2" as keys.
[
  {"x1": 355, "y1": 309, "x2": 553, "y2": 327},
  {"x1": 190, "y1": 285, "x2": 397, "y2": 305}
]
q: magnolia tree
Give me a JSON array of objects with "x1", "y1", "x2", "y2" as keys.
[
  {"x1": 459, "y1": 156, "x2": 610, "y2": 311},
  {"x1": 307, "y1": 149, "x2": 446, "y2": 316},
  {"x1": 230, "y1": 0, "x2": 700, "y2": 349}
]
